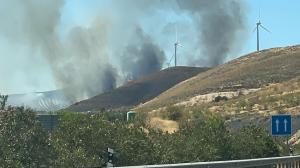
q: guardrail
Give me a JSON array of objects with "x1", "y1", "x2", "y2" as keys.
[{"x1": 115, "y1": 155, "x2": 300, "y2": 168}]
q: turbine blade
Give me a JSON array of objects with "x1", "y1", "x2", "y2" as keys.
[
  {"x1": 260, "y1": 24, "x2": 271, "y2": 33},
  {"x1": 175, "y1": 25, "x2": 178, "y2": 42},
  {"x1": 169, "y1": 54, "x2": 174, "y2": 65}
]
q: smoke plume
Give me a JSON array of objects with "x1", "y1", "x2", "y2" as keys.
[
  {"x1": 176, "y1": 0, "x2": 247, "y2": 66},
  {"x1": 0, "y1": 0, "x2": 248, "y2": 102},
  {"x1": 121, "y1": 27, "x2": 166, "y2": 80},
  {"x1": 54, "y1": 19, "x2": 118, "y2": 101},
  {"x1": 0, "y1": 0, "x2": 117, "y2": 102}
]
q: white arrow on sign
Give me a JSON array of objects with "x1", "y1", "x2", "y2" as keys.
[
  {"x1": 276, "y1": 119, "x2": 279, "y2": 132},
  {"x1": 284, "y1": 119, "x2": 288, "y2": 132}
]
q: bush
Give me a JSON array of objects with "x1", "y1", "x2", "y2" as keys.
[
  {"x1": 164, "y1": 105, "x2": 183, "y2": 121},
  {"x1": 214, "y1": 96, "x2": 228, "y2": 102}
]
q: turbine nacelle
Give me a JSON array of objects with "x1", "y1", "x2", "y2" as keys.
[{"x1": 256, "y1": 20, "x2": 261, "y2": 26}]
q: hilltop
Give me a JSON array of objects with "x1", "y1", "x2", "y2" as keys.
[
  {"x1": 137, "y1": 45, "x2": 300, "y2": 111},
  {"x1": 67, "y1": 66, "x2": 209, "y2": 112}
]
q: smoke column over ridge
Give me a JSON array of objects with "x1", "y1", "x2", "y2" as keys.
[
  {"x1": 121, "y1": 27, "x2": 166, "y2": 80},
  {"x1": 176, "y1": 0, "x2": 247, "y2": 66},
  {"x1": 0, "y1": 0, "x2": 248, "y2": 102}
]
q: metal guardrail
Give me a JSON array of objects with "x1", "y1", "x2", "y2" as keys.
[{"x1": 116, "y1": 155, "x2": 300, "y2": 168}]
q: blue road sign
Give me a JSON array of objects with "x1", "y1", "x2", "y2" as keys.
[{"x1": 271, "y1": 115, "x2": 292, "y2": 136}]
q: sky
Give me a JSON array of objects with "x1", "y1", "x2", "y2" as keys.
[
  {"x1": 241, "y1": 0, "x2": 300, "y2": 56},
  {"x1": 0, "y1": 0, "x2": 299, "y2": 95}
]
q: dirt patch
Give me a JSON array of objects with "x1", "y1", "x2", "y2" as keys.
[{"x1": 149, "y1": 117, "x2": 179, "y2": 133}]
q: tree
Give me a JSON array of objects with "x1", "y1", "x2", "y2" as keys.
[
  {"x1": 53, "y1": 112, "x2": 281, "y2": 166},
  {"x1": 231, "y1": 125, "x2": 280, "y2": 159},
  {"x1": 173, "y1": 115, "x2": 233, "y2": 162},
  {"x1": 113, "y1": 123, "x2": 158, "y2": 166},
  {"x1": 52, "y1": 112, "x2": 159, "y2": 167},
  {"x1": 0, "y1": 107, "x2": 56, "y2": 167},
  {"x1": 0, "y1": 94, "x2": 8, "y2": 110},
  {"x1": 51, "y1": 112, "x2": 108, "y2": 167}
]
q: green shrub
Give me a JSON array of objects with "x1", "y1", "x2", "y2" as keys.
[
  {"x1": 164, "y1": 105, "x2": 183, "y2": 121},
  {"x1": 231, "y1": 125, "x2": 280, "y2": 159}
]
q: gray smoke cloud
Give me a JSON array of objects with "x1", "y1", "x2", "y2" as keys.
[
  {"x1": 55, "y1": 19, "x2": 118, "y2": 101},
  {"x1": 121, "y1": 27, "x2": 166, "y2": 80},
  {"x1": 0, "y1": 0, "x2": 117, "y2": 102},
  {"x1": 0, "y1": 0, "x2": 248, "y2": 102},
  {"x1": 176, "y1": 0, "x2": 247, "y2": 66},
  {"x1": 0, "y1": 0, "x2": 169, "y2": 102}
]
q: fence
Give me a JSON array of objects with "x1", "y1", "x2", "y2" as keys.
[{"x1": 115, "y1": 155, "x2": 300, "y2": 168}]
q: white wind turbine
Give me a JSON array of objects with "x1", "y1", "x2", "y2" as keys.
[
  {"x1": 253, "y1": 10, "x2": 271, "y2": 51},
  {"x1": 174, "y1": 25, "x2": 183, "y2": 66}
]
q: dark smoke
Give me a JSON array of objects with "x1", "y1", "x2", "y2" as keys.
[
  {"x1": 176, "y1": 0, "x2": 247, "y2": 66},
  {"x1": 101, "y1": 67, "x2": 118, "y2": 92},
  {"x1": 121, "y1": 27, "x2": 166, "y2": 80}
]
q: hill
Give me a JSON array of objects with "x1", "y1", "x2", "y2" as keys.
[
  {"x1": 67, "y1": 66, "x2": 209, "y2": 112},
  {"x1": 137, "y1": 45, "x2": 300, "y2": 111}
]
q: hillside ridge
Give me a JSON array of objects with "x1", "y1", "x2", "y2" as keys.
[
  {"x1": 67, "y1": 66, "x2": 209, "y2": 111},
  {"x1": 137, "y1": 45, "x2": 300, "y2": 110}
]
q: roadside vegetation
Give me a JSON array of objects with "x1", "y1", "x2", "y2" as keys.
[{"x1": 0, "y1": 106, "x2": 282, "y2": 167}]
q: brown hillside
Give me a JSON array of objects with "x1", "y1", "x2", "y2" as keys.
[
  {"x1": 138, "y1": 45, "x2": 300, "y2": 110},
  {"x1": 67, "y1": 66, "x2": 209, "y2": 111}
]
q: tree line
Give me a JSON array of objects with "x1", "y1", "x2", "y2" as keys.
[{"x1": 0, "y1": 106, "x2": 282, "y2": 167}]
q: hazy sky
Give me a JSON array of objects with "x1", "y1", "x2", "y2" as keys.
[{"x1": 0, "y1": 0, "x2": 299, "y2": 95}]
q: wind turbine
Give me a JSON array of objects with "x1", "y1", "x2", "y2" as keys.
[
  {"x1": 174, "y1": 26, "x2": 182, "y2": 66},
  {"x1": 253, "y1": 10, "x2": 270, "y2": 51}
]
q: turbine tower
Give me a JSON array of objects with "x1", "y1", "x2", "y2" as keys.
[
  {"x1": 253, "y1": 11, "x2": 270, "y2": 51},
  {"x1": 174, "y1": 40, "x2": 178, "y2": 67}
]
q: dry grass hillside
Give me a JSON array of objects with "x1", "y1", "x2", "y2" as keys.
[
  {"x1": 137, "y1": 45, "x2": 300, "y2": 111},
  {"x1": 195, "y1": 76, "x2": 300, "y2": 117},
  {"x1": 67, "y1": 66, "x2": 209, "y2": 112},
  {"x1": 143, "y1": 76, "x2": 300, "y2": 137}
]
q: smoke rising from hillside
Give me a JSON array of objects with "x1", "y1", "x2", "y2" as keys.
[
  {"x1": 121, "y1": 28, "x2": 166, "y2": 80},
  {"x1": 0, "y1": 0, "x2": 248, "y2": 102},
  {"x1": 55, "y1": 20, "x2": 118, "y2": 101},
  {"x1": 176, "y1": 0, "x2": 247, "y2": 66},
  {"x1": 0, "y1": 0, "x2": 168, "y2": 101}
]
